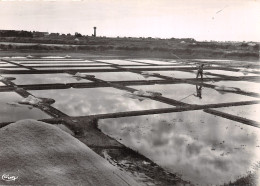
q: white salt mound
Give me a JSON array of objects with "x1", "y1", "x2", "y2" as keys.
[
  {"x1": 141, "y1": 72, "x2": 160, "y2": 76},
  {"x1": 11, "y1": 56, "x2": 26, "y2": 59},
  {"x1": 214, "y1": 85, "x2": 238, "y2": 92},
  {"x1": 41, "y1": 56, "x2": 65, "y2": 59},
  {"x1": 0, "y1": 76, "x2": 5, "y2": 81},
  {"x1": 0, "y1": 119, "x2": 138, "y2": 186},
  {"x1": 74, "y1": 72, "x2": 95, "y2": 78},
  {"x1": 74, "y1": 72, "x2": 86, "y2": 78},
  {"x1": 122, "y1": 93, "x2": 146, "y2": 101},
  {"x1": 20, "y1": 95, "x2": 42, "y2": 105},
  {"x1": 133, "y1": 89, "x2": 162, "y2": 97}
]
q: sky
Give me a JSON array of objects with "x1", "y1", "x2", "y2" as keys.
[{"x1": 0, "y1": 0, "x2": 259, "y2": 42}]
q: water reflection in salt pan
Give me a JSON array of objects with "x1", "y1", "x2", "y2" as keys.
[
  {"x1": 129, "y1": 84, "x2": 257, "y2": 105},
  {"x1": 3, "y1": 73, "x2": 92, "y2": 85},
  {"x1": 98, "y1": 111, "x2": 260, "y2": 185},
  {"x1": 0, "y1": 92, "x2": 50, "y2": 123},
  {"x1": 29, "y1": 87, "x2": 172, "y2": 116}
]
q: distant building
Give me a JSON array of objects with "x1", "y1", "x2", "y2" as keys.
[
  {"x1": 179, "y1": 38, "x2": 196, "y2": 43},
  {"x1": 49, "y1": 33, "x2": 60, "y2": 37},
  {"x1": 32, "y1": 31, "x2": 49, "y2": 37}
]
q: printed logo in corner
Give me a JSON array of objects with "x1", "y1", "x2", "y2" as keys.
[{"x1": 2, "y1": 173, "x2": 18, "y2": 182}]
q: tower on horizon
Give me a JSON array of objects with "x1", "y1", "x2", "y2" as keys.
[{"x1": 93, "y1": 27, "x2": 96, "y2": 37}]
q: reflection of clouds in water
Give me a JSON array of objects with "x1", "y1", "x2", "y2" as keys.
[
  {"x1": 205, "y1": 70, "x2": 258, "y2": 77},
  {"x1": 0, "y1": 92, "x2": 50, "y2": 123},
  {"x1": 214, "y1": 104, "x2": 260, "y2": 123},
  {"x1": 130, "y1": 84, "x2": 256, "y2": 105},
  {"x1": 99, "y1": 111, "x2": 260, "y2": 185},
  {"x1": 212, "y1": 81, "x2": 260, "y2": 94},
  {"x1": 99, "y1": 59, "x2": 145, "y2": 65},
  {"x1": 83, "y1": 72, "x2": 161, "y2": 81},
  {"x1": 8, "y1": 74, "x2": 91, "y2": 85},
  {"x1": 142, "y1": 70, "x2": 197, "y2": 79},
  {"x1": 29, "y1": 88, "x2": 171, "y2": 116}
]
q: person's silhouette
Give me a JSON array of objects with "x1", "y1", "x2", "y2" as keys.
[{"x1": 196, "y1": 64, "x2": 204, "y2": 80}]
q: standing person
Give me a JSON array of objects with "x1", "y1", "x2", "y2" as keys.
[{"x1": 196, "y1": 64, "x2": 204, "y2": 80}]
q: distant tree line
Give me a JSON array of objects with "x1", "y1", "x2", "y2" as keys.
[{"x1": 0, "y1": 30, "x2": 33, "y2": 37}]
